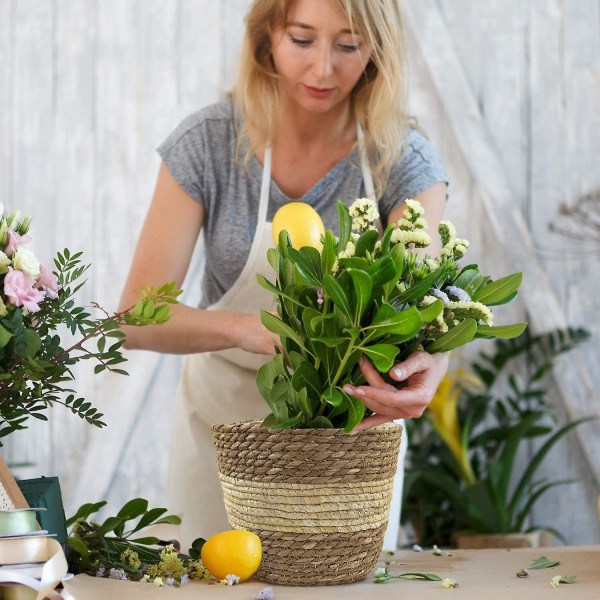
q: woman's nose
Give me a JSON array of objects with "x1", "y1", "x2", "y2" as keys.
[{"x1": 313, "y1": 45, "x2": 334, "y2": 80}]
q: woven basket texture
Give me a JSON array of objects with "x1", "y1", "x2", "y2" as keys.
[{"x1": 212, "y1": 420, "x2": 402, "y2": 585}]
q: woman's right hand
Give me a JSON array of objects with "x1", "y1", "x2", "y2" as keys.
[{"x1": 230, "y1": 312, "x2": 282, "y2": 356}]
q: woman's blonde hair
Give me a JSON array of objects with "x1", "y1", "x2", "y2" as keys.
[{"x1": 233, "y1": 0, "x2": 412, "y2": 198}]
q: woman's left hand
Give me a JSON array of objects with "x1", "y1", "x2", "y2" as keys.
[{"x1": 343, "y1": 351, "x2": 449, "y2": 433}]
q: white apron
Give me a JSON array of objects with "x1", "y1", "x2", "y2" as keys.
[{"x1": 167, "y1": 135, "x2": 407, "y2": 550}]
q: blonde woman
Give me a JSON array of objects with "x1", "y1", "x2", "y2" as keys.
[{"x1": 120, "y1": 0, "x2": 449, "y2": 547}]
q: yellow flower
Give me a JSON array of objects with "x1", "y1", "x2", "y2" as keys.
[{"x1": 427, "y1": 370, "x2": 478, "y2": 485}]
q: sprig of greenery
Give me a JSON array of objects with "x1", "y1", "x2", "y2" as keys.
[
  {"x1": 66, "y1": 498, "x2": 207, "y2": 583},
  {"x1": 0, "y1": 245, "x2": 181, "y2": 442}
]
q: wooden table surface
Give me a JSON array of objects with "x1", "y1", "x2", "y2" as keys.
[{"x1": 61, "y1": 545, "x2": 599, "y2": 599}]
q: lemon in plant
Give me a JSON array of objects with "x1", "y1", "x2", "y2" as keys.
[
  {"x1": 272, "y1": 202, "x2": 325, "y2": 250},
  {"x1": 200, "y1": 529, "x2": 262, "y2": 581}
]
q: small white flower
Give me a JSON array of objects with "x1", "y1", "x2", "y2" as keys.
[
  {"x1": 390, "y1": 229, "x2": 432, "y2": 248},
  {"x1": 550, "y1": 575, "x2": 562, "y2": 588},
  {"x1": 404, "y1": 199, "x2": 425, "y2": 217},
  {"x1": 223, "y1": 574, "x2": 240, "y2": 586},
  {"x1": 12, "y1": 247, "x2": 41, "y2": 279},
  {"x1": 442, "y1": 578, "x2": 458, "y2": 588},
  {"x1": 254, "y1": 587, "x2": 274, "y2": 600},
  {"x1": 374, "y1": 567, "x2": 388, "y2": 577},
  {"x1": 153, "y1": 576, "x2": 164, "y2": 587}
]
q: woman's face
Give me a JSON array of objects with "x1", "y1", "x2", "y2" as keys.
[{"x1": 269, "y1": 0, "x2": 372, "y2": 116}]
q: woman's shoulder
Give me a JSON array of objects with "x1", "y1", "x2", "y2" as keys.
[{"x1": 159, "y1": 100, "x2": 236, "y2": 150}]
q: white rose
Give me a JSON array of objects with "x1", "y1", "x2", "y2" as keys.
[
  {"x1": 0, "y1": 295, "x2": 7, "y2": 317},
  {"x1": 12, "y1": 247, "x2": 41, "y2": 279},
  {"x1": 0, "y1": 250, "x2": 10, "y2": 274}
]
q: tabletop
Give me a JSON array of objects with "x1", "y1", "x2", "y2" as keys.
[{"x1": 60, "y1": 545, "x2": 599, "y2": 599}]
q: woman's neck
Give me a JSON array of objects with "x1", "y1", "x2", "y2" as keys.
[{"x1": 275, "y1": 97, "x2": 356, "y2": 150}]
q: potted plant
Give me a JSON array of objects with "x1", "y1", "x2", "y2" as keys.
[
  {"x1": 0, "y1": 206, "x2": 180, "y2": 441},
  {"x1": 402, "y1": 327, "x2": 593, "y2": 548},
  {"x1": 212, "y1": 198, "x2": 526, "y2": 585}
]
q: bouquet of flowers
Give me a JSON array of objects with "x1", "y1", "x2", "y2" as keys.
[
  {"x1": 0, "y1": 206, "x2": 180, "y2": 441},
  {"x1": 257, "y1": 198, "x2": 526, "y2": 433}
]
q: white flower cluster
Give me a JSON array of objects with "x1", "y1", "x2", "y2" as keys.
[
  {"x1": 348, "y1": 197, "x2": 379, "y2": 233},
  {"x1": 391, "y1": 199, "x2": 432, "y2": 248},
  {"x1": 439, "y1": 220, "x2": 469, "y2": 260}
]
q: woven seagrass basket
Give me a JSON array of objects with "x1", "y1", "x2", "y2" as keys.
[{"x1": 212, "y1": 420, "x2": 402, "y2": 586}]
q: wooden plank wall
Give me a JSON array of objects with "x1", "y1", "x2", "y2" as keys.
[{"x1": 1, "y1": 0, "x2": 598, "y2": 544}]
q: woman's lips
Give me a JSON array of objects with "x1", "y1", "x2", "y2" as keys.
[{"x1": 304, "y1": 85, "x2": 335, "y2": 99}]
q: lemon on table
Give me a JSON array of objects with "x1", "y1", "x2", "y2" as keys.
[
  {"x1": 272, "y1": 202, "x2": 325, "y2": 250},
  {"x1": 200, "y1": 529, "x2": 262, "y2": 581}
]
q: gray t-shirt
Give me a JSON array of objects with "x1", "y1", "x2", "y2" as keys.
[{"x1": 158, "y1": 101, "x2": 448, "y2": 308}]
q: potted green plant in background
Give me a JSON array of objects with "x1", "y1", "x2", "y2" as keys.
[
  {"x1": 402, "y1": 327, "x2": 593, "y2": 549},
  {"x1": 212, "y1": 198, "x2": 527, "y2": 585}
]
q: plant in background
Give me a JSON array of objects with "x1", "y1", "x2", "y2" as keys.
[
  {"x1": 257, "y1": 198, "x2": 526, "y2": 432},
  {"x1": 67, "y1": 498, "x2": 208, "y2": 586},
  {"x1": 402, "y1": 327, "x2": 592, "y2": 546},
  {"x1": 0, "y1": 206, "x2": 181, "y2": 441}
]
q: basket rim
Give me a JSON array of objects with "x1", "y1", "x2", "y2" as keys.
[{"x1": 212, "y1": 419, "x2": 403, "y2": 435}]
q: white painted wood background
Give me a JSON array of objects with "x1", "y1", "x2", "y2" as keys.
[{"x1": 1, "y1": 0, "x2": 599, "y2": 544}]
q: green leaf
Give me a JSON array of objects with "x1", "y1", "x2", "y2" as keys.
[
  {"x1": 396, "y1": 572, "x2": 442, "y2": 581},
  {"x1": 354, "y1": 229, "x2": 379, "y2": 257},
  {"x1": 291, "y1": 361, "x2": 322, "y2": 402},
  {"x1": 337, "y1": 201, "x2": 352, "y2": 251},
  {"x1": 131, "y1": 507, "x2": 168, "y2": 533},
  {"x1": 256, "y1": 354, "x2": 285, "y2": 402},
  {"x1": 364, "y1": 305, "x2": 422, "y2": 341},
  {"x1": 97, "y1": 516, "x2": 126, "y2": 536},
  {"x1": 426, "y1": 318, "x2": 478, "y2": 353},
  {"x1": 0, "y1": 324, "x2": 13, "y2": 349},
  {"x1": 323, "y1": 387, "x2": 345, "y2": 407},
  {"x1": 472, "y1": 272, "x2": 522, "y2": 305},
  {"x1": 309, "y1": 416, "x2": 334, "y2": 428},
  {"x1": 288, "y1": 247, "x2": 321, "y2": 287},
  {"x1": 476, "y1": 323, "x2": 528, "y2": 339},
  {"x1": 418, "y1": 298, "x2": 444, "y2": 323},
  {"x1": 368, "y1": 256, "x2": 397, "y2": 287},
  {"x1": 261, "y1": 311, "x2": 308, "y2": 351},
  {"x1": 528, "y1": 556, "x2": 560, "y2": 570},
  {"x1": 256, "y1": 274, "x2": 299, "y2": 305},
  {"x1": 347, "y1": 268, "x2": 372, "y2": 322},
  {"x1": 322, "y1": 274, "x2": 352, "y2": 319},
  {"x1": 18, "y1": 328, "x2": 42, "y2": 359},
  {"x1": 321, "y1": 230, "x2": 338, "y2": 275},
  {"x1": 361, "y1": 344, "x2": 399, "y2": 372},
  {"x1": 66, "y1": 536, "x2": 89, "y2": 558},
  {"x1": 343, "y1": 395, "x2": 366, "y2": 433},
  {"x1": 66, "y1": 501, "x2": 107, "y2": 527}
]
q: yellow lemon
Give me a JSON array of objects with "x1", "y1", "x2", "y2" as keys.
[
  {"x1": 272, "y1": 202, "x2": 325, "y2": 250},
  {"x1": 200, "y1": 529, "x2": 262, "y2": 581}
]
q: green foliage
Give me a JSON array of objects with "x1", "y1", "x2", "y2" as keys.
[
  {"x1": 403, "y1": 327, "x2": 592, "y2": 546},
  {"x1": 66, "y1": 498, "x2": 207, "y2": 583},
  {"x1": 0, "y1": 207, "x2": 182, "y2": 441},
  {"x1": 257, "y1": 199, "x2": 525, "y2": 432}
]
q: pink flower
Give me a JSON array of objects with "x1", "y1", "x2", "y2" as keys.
[
  {"x1": 4, "y1": 267, "x2": 46, "y2": 312},
  {"x1": 36, "y1": 264, "x2": 61, "y2": 299},
  {"x1": 5, "y1": 229, "x2": 32, "y2": 256}
]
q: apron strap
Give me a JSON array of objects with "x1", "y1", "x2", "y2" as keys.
[{"x1": 357, "y1": 124, "x2": 376, "y2": 201}]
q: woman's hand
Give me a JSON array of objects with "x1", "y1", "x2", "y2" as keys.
[
  {"x1": 343, "y1": 351, "x2": 450, "y2": 432},
  {"x1": 230, "y1": 312, "x2": 282, "y2": 356}
]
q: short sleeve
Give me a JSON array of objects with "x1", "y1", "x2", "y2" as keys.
[
  {"x1": 379, "y1": 129, "x2": 448, "y2": 223},
  {"x1": 157, "y1": 113, "x2": 208, "y2": 206}
]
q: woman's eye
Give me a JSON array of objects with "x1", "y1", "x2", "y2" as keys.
[
  {"x1": 289, "y1": 36, "x2": 312, "y2": 47},
  {"x1": 339, "y1": 43, "x2": 360, "y2": 53}
]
